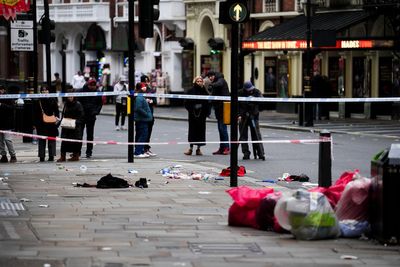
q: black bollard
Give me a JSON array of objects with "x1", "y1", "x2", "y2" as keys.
[{"x1": 318, "y1": 130, "x2": 332, "y2": 187}]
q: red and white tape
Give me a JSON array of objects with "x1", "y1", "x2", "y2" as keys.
[{"x1": 0, "y1": 130, "x2": 331, "y2": 146}]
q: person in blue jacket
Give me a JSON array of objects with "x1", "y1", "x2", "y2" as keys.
[{"x1": 134, "y1": 82, "x2": 153, "y2": 158}]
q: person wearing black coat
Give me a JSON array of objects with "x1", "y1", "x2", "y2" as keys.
[
  {"x1": 76, "y1": 78, "x2": 103, "y2": 158},
  {"x1": 33, "y1": 87, "x2": 60, "y2": 162},
  {"x1": 183, "y1": 76, "x2": 210, "y2": 156},
  {"x1": 207, "y1": 71, "x2": 230, "y2": 155},
  {"x1": 57, "y1": 95, "x2": 85, "y2": 162},
  {"x1": 238, "y1": 81, "x2": 265, "y2": 160},
  {"x1": 0, "y1": 85, "x2": 17, "y2": 163}
]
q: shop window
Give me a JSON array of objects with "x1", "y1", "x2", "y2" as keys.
[
  {"x1": 352, "y1": 57, "x2": 365, "y2": 98},
  {"x1": 277, "y1": 59, "x2": 288, "y2": 97},
  {"x1": 264, "y1": 57, "x2": 277, "y2": 96},
  {"x1": 379, "y1": 57, "x2": 393, "y2": 97}
]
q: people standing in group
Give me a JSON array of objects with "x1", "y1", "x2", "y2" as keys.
[
  {"x1": 33, "y1": 86, "x2": 60, "y2": 162},
  {"x1": 71, "y1": 71, "x2": 85, "y2": 90},
  {"x1": 133, "y1": 82, "x2": 153, "y2": 158},
  {"x1": 141, "y1": 75, "x2": 157, "y2": 156},
  {"x1": 238, "y1": 81, "x2": 265, "y2": 161},
  {"x1": 76, "y1": 78, "x2": 103, "y2": 159},
  {"x1": 183, "y1": 76, "x2": 210, "y2": 156},
  {"x1": 113, "y1": 75, "x2": 128, "y2": 131},
  {"x1": 57, "y1": 90, "x2": 84, "y2": 162},
  {"x1": 0, "y1": 85, "x2": 17, "y2": 163},
  {"x1": 207, "y1": 71, "x2": 230, "y2": 155}
]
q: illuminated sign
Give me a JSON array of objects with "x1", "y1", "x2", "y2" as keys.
[{"x1": 242, "y1": 39, "x2": 394, "y2": 50}]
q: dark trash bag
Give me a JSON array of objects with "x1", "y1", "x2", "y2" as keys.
[{"x1": 96, "y1": 173, "x2": 130, "y2": 188}]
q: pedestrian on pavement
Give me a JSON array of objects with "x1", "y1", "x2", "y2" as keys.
[
  {"x1": 238, "y1": 81, "x2": 265, "y2": 160},
  {"x1": 183, "y1": 76, "x2": 210, "y2": 156},
  {"x1": 113, "y1": 75, "x2": 128, "y2": 131},
  {"x1": 33, "y1": 86, "x2": 60, "y2": 162},
  {"x1": 53, "y1": 72, "x2": 62, "y2": 93},
  {"x1": 101, "y1": 64, "x2": 113, "y2": 104},
  {"x1": 76, "y1": 78, "x2": 103, "y2": 158},
  {"x1": 0, "y1": 85, "x2": 17, "y2": 163},
  {"x1": 141, "y1": 75, "x2": 157, "y2": 156},
  {"x1": 207, "y1": 71, "x2": 230, "y2": 155},
  {"x1": 57, "y1": 92, "x2": 84, "y2": 162},
  {"x1": 71, "y1": 70, "x2": 85, "y2": 90},
  {"x1": 134, "y1": 82, "x2": 153, "y2": 158}
]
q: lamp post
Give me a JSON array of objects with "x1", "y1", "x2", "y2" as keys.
[{"x1": 302, "y1": 0, "x2": 316, "y2": 127}]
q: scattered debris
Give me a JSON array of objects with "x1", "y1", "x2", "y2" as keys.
[
  {"x1": 20, "y1": 198, "x2": 31, "y2": 202},
  {"x1": 198, "y1": 191, "x2": 211, "y2": 195},
  {"x1": 39, "y1": 204, "x2": 49, "y2": 208},
  {"x1": 128, "y1": 169, "x2": 139, "y2": 174},
  {"x1": 340, "y1": 255, "x2": 358, "y2": 260},
  {"x1": 79, "y1": 165, "x2": 87, "y2": 173}
]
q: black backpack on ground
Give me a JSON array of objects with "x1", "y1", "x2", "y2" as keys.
[{"x1": 96, "y1": 173, "x2": 130, "y2": 188}]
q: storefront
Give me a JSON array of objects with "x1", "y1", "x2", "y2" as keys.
[{"x1": 242, "y1": 10, "x2": 398, "y2": 119}]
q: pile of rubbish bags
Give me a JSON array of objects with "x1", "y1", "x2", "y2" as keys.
[{"x1": 227, "y1": 170, "x2": 372, "y2": 240}]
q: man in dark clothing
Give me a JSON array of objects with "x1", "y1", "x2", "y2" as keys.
[
  {"x1": 207, "y1": 71, "x2": 230, "y2": 155},
  {"x1": 238, "y1": 81, "x2": 265, "y2": 160},
  {"x1": 76, "y1": 78, "x2": 103, "y2": 158}
]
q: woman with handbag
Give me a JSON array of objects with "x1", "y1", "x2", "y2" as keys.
[
  {"x1": 57, "y1": 92, "x2": 84, "y2": 162},
  {"x1": 33, "y1": 87, "x2": 60, "y2": 162}
]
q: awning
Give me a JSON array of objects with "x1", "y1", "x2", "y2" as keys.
[
  {"x1": 241, "y1": 10, "x2": 397, "y2": 51},
  {"x1": 246, "y1": 11, "x2": 370, "y2": 42}
]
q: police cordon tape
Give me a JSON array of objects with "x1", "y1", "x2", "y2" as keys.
[
  {"x1": 1, "y1": 91, "x2": 400, "y2": 103},
  {"x1": 0, "y1": 130, "x2": 331, "y2": 146}
]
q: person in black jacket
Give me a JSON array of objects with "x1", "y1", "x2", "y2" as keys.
[
  {"x1": 33, "y1": 86, "x2": 60, "y2": 162},
  {"x1": 183, "y1": 76, "x2": 210, "y2": 156},
  {"x1": 57, "y1": 93, "x2": 85, "y2": 162},
  {"x1": 238, "y1": 81, "x2": 265, "y2": 160},
  {"x1": 0, "y1": 85, "x2": 17, "y2": 163},
  {"x1": 207, "y1": 71, "x2": 230, "y2": 155},
  {"x1": 76, "y1": 78, "x2": 103, "y2": 158}
]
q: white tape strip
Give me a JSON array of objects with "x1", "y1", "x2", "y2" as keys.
[
  {"x1": 1, "y1": 92, "x2": 400, "y2": 103},
  {"x1": 0, "y1": 130, "x2": 331, "y2": 146}
]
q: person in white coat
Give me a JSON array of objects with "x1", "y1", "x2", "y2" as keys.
[{"x1": 113, "y1": 75, "x2": 128, "y2": 130}]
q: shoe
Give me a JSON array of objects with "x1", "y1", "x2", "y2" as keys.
[
  {"x1": 0, "y1": 155, "x2": 8, "y2": 163},
  {"x1": 121, "y1": 126, "x2": 126, "y2": 131},
  {"x1": 196, "y1": 149, "x2": 203, "y2": 156},
  {"x1": 86, "y1": 154, "x2": 92, "y2": 159},
  {"x1": 243, "y1": 154, "x2": 250, "y2": 160},
  {"x1": 212, "y1": 149, "x2": 223, "y2": 155},
  {"x1": 48, "y1": 156, "x2": 54, "y2": 162},
  {"x1": 9, "y1": 156, "x2": 17, "y2": 163},
  {"x1": 134, "y1": 153, "x2": 150, "y2": 158},
  {"x1": 135, "y1": 178, "x2": 148, "y2": 188},
  {"x1": 40, "y1": 157, "x2": 45, "y2": 162},
  {"x1": 184, "y1": 148, "x2": 193, "y2": 156},
  {"x1": 68, "y1": 153, "x2": 80, "y2": 161},
  {"x1": 115, "y1": 126, "x2": 120, "y2": 131},
  {"x1": 57, "y1": 154, "x2": 66, "y2": 162},
  {"x1": 145, "y1": 151, "x2": 157, "y2": 157},
  {"x1": 222, "y1": 148, "x2": 230, "y2": 155},
  {"x1": 259, "y1": 155, "x2": 266, "y2": 161}
]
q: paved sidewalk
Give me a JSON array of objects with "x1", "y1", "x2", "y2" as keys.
[{"x1": 0, "y1": 139, "x2": 399, "y2": 267}]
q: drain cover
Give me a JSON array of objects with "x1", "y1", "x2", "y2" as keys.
[{"x1": 189, "y1": 242, "x2": 263, "y2": 255}]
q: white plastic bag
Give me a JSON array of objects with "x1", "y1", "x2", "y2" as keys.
[{"x1": 274, "y1": 189, "x2": 340, "y2": 240}]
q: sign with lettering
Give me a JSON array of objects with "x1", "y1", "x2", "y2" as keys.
[{"x1": 10, "y1": 19, "x2": 33, "y2": 51}]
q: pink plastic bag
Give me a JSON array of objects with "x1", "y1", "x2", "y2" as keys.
[
  {"x1": 309, "y1": 170, "x2": 358, "y2": 209},
  {"x1": 335, "y1": 177, "x2": 371, "y2": 221},
  {"x1": 226, "y1": 186, "x2": 274, "y2": 229}
]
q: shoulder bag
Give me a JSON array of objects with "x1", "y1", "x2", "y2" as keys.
[
  {"x1": 59, "y1": 105, "x2": 76, "y2": 129},
  {"x1": 40, "y1": 101, "x2": 57, "y2": 124}
]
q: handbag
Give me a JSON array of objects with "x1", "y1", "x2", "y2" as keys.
[
  {"x1": 60, "y1": 118, "x2": 76, "y2": 129},
  {"x1": 39, "y1": 101, "x2": 57, "y2": 124}
]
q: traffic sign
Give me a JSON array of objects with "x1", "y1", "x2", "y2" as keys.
[
  {"x1": 219, "y1": 0, "x2": 250, "y2": 24},
  {"x1": 11, "y1": 28, "x2": 34, "y2": 51}
]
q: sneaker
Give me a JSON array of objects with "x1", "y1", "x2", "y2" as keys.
[
  {"x1": 222, "y1": 148, "x2": 230, "y2": 155},
  {"x1": 115, "y1": 126, "x2": 120, "y2": 131},
  {"x1": 9, "y1": 156, "x2": 17, "y2": 163},
  {"x1": 243, "y1": 154, "x2": 250, "y2": 160},
  {"x1": 145, "y1": 150, "x2": 157, "y2": 157},
  {"x1": 48, "y1": 156, "x2": 54, "y2": 162},
  {"x1": 134, "y1": 153, "x2": 150, "y2": 158},
  {"x1": 1, "y1": 155, "x2": 8, "y2": 163},
  {"x1": 121, "y1": 126, "x2": 126, "y2": 131}
]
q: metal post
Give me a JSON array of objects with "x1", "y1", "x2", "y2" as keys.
[
  {"x1": 32, "y1": 0, "x2": 38, "y2": 93},
  {"x1": 318, "y1": 130, "x2": 332, "y2": 187},
  {"x1": 304, "y1": 0, "x2": 313, "y2": 127},
  {"x1": 230, "y1": 22, "x2": 239, "y2": 187},
  {"x1": 128, "y1": 0, "x2": 135, "y2": 162},
  {"x1": 43, "y1": 0, "x2": 52, "y2": 92}
]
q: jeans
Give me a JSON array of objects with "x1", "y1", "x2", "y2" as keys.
[
  {"x1": 134, "y1": 121, "x2": 149, "y2": 155},
  {"x1": 0, "y1": 131, "x2": 16, "y2": 157},
  {"x1": 217, "y1": 120, "x2": 229, "y2": 150}
]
